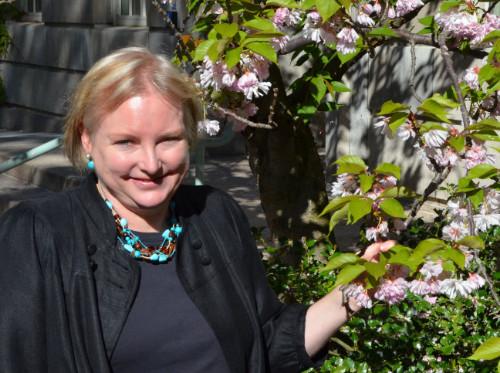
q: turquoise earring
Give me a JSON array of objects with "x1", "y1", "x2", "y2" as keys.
[{"x1": 86, "y1": 154, "x2": 95, "y2": 170}]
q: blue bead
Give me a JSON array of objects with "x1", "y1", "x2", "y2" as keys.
[
  {"x1": 175, "y1": 227, "x2": 182, "y2": 235},
  {"x1": 150, "y1": 254, "x2": 159, "y2": 261},
  {"x1": 124, "y1": 244, "x2": 133, "y2": 253},
  {"x1": 106, "y1": 200, "x2": 113, "y2": 209},
  {"x1": 162, "y1": 229, "x2": 170, "y2": 239},
  {"x1": 120, "y1": 218, "x2": 128, "y2": 227},
  {"x1": 159, "y1": 254, "x2": 167, "y2": 262},
  {"x1": 87, "y1": 160, "x2": 95, "y2": 170},
  {"x1": 134, "y1": 251, "x2": 141, "y2": 258}
]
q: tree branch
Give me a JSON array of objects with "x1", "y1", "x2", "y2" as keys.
[
  {"x1": 211, "y1": 103, "x2": 275, "y2": 129},
  {"x1": 409, "y1": 39, "x2": 423, "y2": 103}
]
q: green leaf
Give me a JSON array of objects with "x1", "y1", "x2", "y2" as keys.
[
  {"x1": 315, "y1": 0, "x2": 341, "y2": 21},
  {"x1": 467, "y1": 164, "x2": 498, "y2": 179},
  {"x1": 419, "y1": 15, "x2": 435, "y2": 27},
  {"x1": 384, "y1": 245, "x2": 412, "y2": 265},
  {"x1": 470, "y1": 131, "x2": 500, "y2": 142},
  {"x1": 214, "y1": 23, "x2": 239, "y2": 38},
  {"x1": 468, "y1": 337, "x2": 500, "y2": 360},
  {"x1": 469, "y1": 188, "x2": 484, "y2": 209},
  {"x1": 439, "y1": 0, "x2": 463, "y2": 13},
  {"x1": 246, "y1": 41, "x2": 278, "y2": 64},
  {"x1": 242, "y1": 19, "x2": 276, "y2": 32},
  {"x1": 456, "y1": 236, "x2": 485, "y2": 250},
  {"x1": 419, "y1": 99, "x2": 452, "y2": 123},
  {"x1": 321, "y1": 253, "x2": 361, "y2": 272},
  {"x1": 379, "y1": 199, "x2": 407, "y2": 218},
  {"x1": 466, "y1": 118, "x2": 500, "y2": 131},
  {"x1": 329, "y1": 80, "x2": 354, "y2": 92},
  {"x1": 359, "y1": 173, "x2": 374, "y2": 194},
  {"x1": 348, "y1": 198, "x2": 373, "y2": 224},
  {"x1": 334, "y1": 155, "x2": 367, "y2": 174},
  {"x1": 310, "y1": 77, "x2": 327, "y2": 103},
  {"x1": 442, "y1": 248, "x2": 465, "y2": 269},
  {"x1": 479, "y1": 63, "x2": 497, "y2": 86},
  {"x1": 374, "y1": 163, "x2": 401, "y2": 180},
  {"x1": 302, "y1": 0, "x2": 316, "y2": 11},
  {"x1": 320, "y1": 195, "x2": 360, "y2": 216},
  {"x1": 429, "y1": 93, "x2": 461, "y2": 109},
  {"x1": 449, "y1": 135, "x2": 466, "y2": 153},
  {"x1": 267, "y1": 0, "x2": 301, "y2": 8},
  {"x1": 379, "y1": 186, "x2": 420, "y2": 200},
  {"x1": 482, "y1": 30, "x2": 500, "y2": 45},
  {"x1": 409, "y1": 238, "x2": 447, "y2": 261},
  {"x1": 333, "y1": 264, "x2": 366, "y2": 288},
  {"x1": 388, "y1": 112, "x2": 408, "y2": 134},
  {"x1": 193, "y1": 39, "x2": 218, "y2": 62},
  {"x1": 225, "y1": 47, "x2": 242, "y2": 69},
  {"x1": 367, "y1": 27, "x2": 399, "y2": 38},
  {"x1": 377, "y1": 100, "x2": 410, "y2": 115},
  {"x1": 458, "y1": 177, "x2": 477, "y2": 192},
  {"x1": 364, "y1": 261, "x2": 386, "y2": 280},
  {"x1": 243, "y1": 31, "x2": 286, "y2": 42},
  {"x1": 337, "y1": 0, "x2": 351, "y2": 14},
  {"x1": 329, "y1": 203, "x2": 350, "y2": 231}
]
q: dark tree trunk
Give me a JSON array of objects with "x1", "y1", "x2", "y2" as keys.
[{"x1": 242, "y1": 64, "x2": 331, "y2": 244}]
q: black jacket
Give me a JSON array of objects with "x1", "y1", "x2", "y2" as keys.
[{"x1": 0, "y1": 175, "x2": 322, "y2": 372}]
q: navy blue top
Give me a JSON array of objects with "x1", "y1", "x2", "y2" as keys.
[{"x1": 110, "y1": 232, "x2": 231, "y2": 373}]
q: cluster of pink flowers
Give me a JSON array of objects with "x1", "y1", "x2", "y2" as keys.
[
  {"x1": 197, "y1": 52, "x2": 272, "y2": 132},
  {"x1": 444, "y1": 190, "x2": 500, "y2": 237},
  {"x1": 345, "y1": 258, "x2": 486, "y2": 310},
  {"x1": 435, "y1": 7, "x2": 500, "y2": 45}
]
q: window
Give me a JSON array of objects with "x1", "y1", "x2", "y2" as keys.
[
  {"x1": 27, "y1": 0, "x2": 41, "y2": 13},
  {"x1": 116, "y1": 0, "x2": 147, "y2": 26}
]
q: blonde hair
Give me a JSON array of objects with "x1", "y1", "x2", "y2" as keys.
[{"x1": 64, "y1": 47, "x2": 202, "y2": 172}]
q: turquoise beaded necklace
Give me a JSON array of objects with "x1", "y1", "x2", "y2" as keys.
[{"x1": 102, "y1": 196, "x2": 181, "y2": 263}]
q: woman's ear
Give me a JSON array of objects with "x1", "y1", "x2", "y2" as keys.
[{"x1": 81, "y1": 127, "x2": 93, "y2": 155}]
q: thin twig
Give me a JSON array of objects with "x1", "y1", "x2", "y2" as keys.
[
  {"x1": 437, "y1": 33, "x2": 470, "y2": 128},
  {"x1": 151, "y1": 0, "x2": 192, "y2": 63},
  {"x1": 267, "y1": 88, "x2": 279, "y2": 126},
  {"x1": 409, "y1": 39, "x2": 423, "y2": 103}
]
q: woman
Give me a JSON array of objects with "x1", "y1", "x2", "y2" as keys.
[{"x1": 0, "y1": 47, "x2": 392, "y2": 372}]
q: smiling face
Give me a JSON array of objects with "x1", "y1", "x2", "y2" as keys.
[{"x1": 81, "y1": 90, "x2": 189, "y2": 231}]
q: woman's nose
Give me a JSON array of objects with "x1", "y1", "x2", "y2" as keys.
[{"x1": 138, "y1": 147, "x2": 161, "y2": 174}]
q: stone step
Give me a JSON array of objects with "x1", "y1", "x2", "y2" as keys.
[{"x1": 0, "y1": 173, "x2": 53, "y2": 214}]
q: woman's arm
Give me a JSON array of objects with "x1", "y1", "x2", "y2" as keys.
[{"x1": 304, "y1": 240, "x2": 396, "y2": 357}]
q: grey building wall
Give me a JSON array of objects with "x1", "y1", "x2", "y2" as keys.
[{"x1": 0, "y1": 0, "x2": 178, "y2": 133}]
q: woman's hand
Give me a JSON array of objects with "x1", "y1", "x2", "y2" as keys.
[{"x1": 304, "y1": 240, "x2": 397, "y2": 357}]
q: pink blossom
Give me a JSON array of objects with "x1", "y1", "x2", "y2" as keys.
[
  {"x1": 320, "y1": 21, "x2": 338, "y2": 45},
  {"x1": 379, "y1": 175, "x2": 398, "y2": 189},
  {"x1": 336, "y1": 27, "x2": 359, "y2": 54},
  {"x1": 424, "y1": 129, "x2": 449, "y2": 148},
  {"x1": 271, "y1": 35, "x2": 290, "y2": 51},
  {"x1": 465, "y1": 143, "x2": 495, "y2": 170},
  {"x1": 303, "y1": 11, "x2": 323, "y2": 42},
  {"x1": 395, "y1": 0, "x2": 424, "y2": 17},
  {"x1": 409, "y1": 279, "x2": 431, "y2": 295},
  {"x1": 372, "y1": 1, "x2": 382, "y2": 14},
  {"x1": 233, "y1": 100, "x2": 258, "y2": 132},
  {"x1": 486, "y1": 189, "x2": 500, "y2": 211},
  {"x1": 473, "y1": 213, "x2": 500, "y2": 232},
  {"x1": 397, "y1": 122, "x2": 416, "y2": 141},
  {"x1": 361, "y1": 3, "x2": 373, "y2": 15},
  {"x1": 343, "y1": 283, "x2": 373, "y2": 308},
  {"x1": 467, "y1": 273, "x2": 486, "y2": 291},
  {"x1": 439, "y1": 278, "x2": 473, "y2": 299},
  {"x1": 387, "y1": 6, "x2": 396, "y2": 19},
  {"x1": 373, "y1": 117, "x2": 393, "y2": 139},
  {"x1": 356, "y1": 11, "x2": 375, "y2": 27},
  {"x1": 424, "y1": 295, "x2": 438, "y2": 304},
  {"x1": 447, "y1": 199, "x2": 468, "y2": 223},
  {"x1": 374, "y1": 277, "x2": 408, "y2": 305},
  {"x1": 366, "y1": 227, "x2": 378, "y2": 241},
  {"x1": 331, "y1": 173, "x2": 360, "y2": 197},
  {"x1": 434, "y1": 146, "x2": 461, "y2": 168},
  {"x1": 464, "y1": 64, "x2": 481, "y2": 90},
  {"x1": 272, "y1": 7, "x2": 289, "y2": 29},
  {"x1": 197, "y1": 119, "x2": 220, "y2": 136},
  {"x1": 236, "y1": 71, "x2": 272, "y2": 100},
  {"x1": 419, "y1": 260, "x2": 443, "y2": 280},
  {"x1": 442, "y1": 221, "x2": 468, "y2": 241}
]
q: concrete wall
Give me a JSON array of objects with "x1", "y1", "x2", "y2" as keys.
[{"x1": 0, "y1": 0, "x2": 178, "y2": 133}]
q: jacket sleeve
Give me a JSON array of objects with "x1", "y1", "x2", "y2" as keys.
[
  {"x1": 218, "y1": 193, "x2": 327, "y2": 373},
  {"x1": 0, "y1": 203, "x2": 75, "y2": 372}
]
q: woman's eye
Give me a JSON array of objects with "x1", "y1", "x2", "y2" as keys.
[{"x1": 116, "y1": 140, "x2": 132, "y2": 146}]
